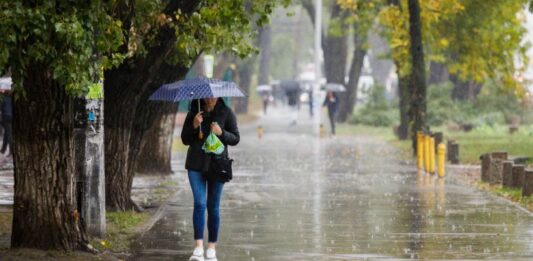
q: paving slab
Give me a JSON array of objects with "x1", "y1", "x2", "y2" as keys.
[{"x1": 121, "y1": 107, "x2": 533, "y2": 260}]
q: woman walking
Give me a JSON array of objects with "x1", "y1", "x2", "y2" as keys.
[
  {"x1": 181, "y1": 97, "x2": 240, "y2": 261},
  {"x1": 323, "y1": 91, "x2": 339, "y2": 135}
]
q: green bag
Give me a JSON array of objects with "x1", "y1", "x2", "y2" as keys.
[{"x1": 202, "y1": 132, "x2": 225, "y2": 155}]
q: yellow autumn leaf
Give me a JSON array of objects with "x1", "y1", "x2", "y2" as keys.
[{"x1": 439, "y1": 38, "x2": 449, "y2": 47}]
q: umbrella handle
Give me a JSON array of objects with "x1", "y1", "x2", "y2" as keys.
[{"x1": 198, "y1": 99, "x2": 203, "y2": 140}]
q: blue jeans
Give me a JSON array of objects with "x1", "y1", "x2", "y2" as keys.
[{"x1": 188, "y1": 170, "x2": 225, "y2": 242}]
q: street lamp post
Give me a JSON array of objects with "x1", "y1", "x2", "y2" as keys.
[
  {"x1": 314, "y1": 0, "x2": 322, "y2": 135},
  {"x1": 312, "y1": 0, "x2": 323, "y2": 252}
]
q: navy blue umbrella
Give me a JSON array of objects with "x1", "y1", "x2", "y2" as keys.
[
  {"x1": 149, "y1": 77, "x2": 246, "y2": 102},
  {"x1": 150, "y1": 77, "x2": 246, "y2": 139}
]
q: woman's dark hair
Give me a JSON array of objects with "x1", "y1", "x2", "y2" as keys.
[{"x1": 189, "y1": 98, "x2": 226, "y2": 114}]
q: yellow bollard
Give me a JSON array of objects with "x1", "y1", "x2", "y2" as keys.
[
  {"x1": 421, "y1": 134, "x2": 426, "y2": 172},
  {"x1": 319, "y1": 124, "x2": 326, "y2": 138},
  {"x1": 257, "y1": 125, "x2": 264, "y2": 139},
  {"x1": 424, "y1": 134, "x2": 430, "y2": 173},
  {"x1": 429, "y1": 137, "x2": 436, "y2": 174},
  {"x1": 437, "y1": 143, "x2": 446, "y2": 177},
  {"x1": 416, "y1": 132, "x2": 423, "y2": 170}
]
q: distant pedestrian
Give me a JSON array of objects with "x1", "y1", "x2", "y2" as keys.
[
  {"x1": 308, "y1": 89, "x2": 314, "y2": 118},
  {"x1": 260, "y1": 91, "x2": 270, "y2": 115},
  {"x1": 283, "y1": 80, "x2": 301, "y2": 126},
  {"x1": 0, "y1": 90, "x2": 12, "y2": 155},
  {"x1": 323, "y1": 91, "x2": 339, "y2": 135},
  {"x1": 181, "y1": 97, "x2": 240, "y2": 261}
]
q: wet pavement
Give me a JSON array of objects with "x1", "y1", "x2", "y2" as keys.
[
  {"x1": 0, "y1": 170, "x2": 13, "y2": 206},
  {"x1": 131, "y1": 106, "x2": 533, "y2": 260}
]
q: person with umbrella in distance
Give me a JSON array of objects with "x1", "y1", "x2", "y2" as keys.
[
  {"x1": 256, "y1": 85, "x2": 272, "y2": 115},
  {"x1": 281, "y1": 80, "x2": 301, "y2": 126},
  {"x1": 150, "y1": 77, "x2": 244, "y2": 261},
  {"x1": 322, "y1": 83, "x2": 345, "y2": 136}
]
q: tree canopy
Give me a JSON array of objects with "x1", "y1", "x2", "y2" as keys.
[
  {"x1": 377, "y1": 0, "x2": 530, "y2": 94},
  {"x1": 0, "y1": 0, "x2": 291, "y2": 97},
  {"x1": 0, "y1": 1, "x2": 123, "y2": 96}
]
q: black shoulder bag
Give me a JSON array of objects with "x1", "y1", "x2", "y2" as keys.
[{"x1": 209, "y1": 155, "x2": 234, "y2": 182}]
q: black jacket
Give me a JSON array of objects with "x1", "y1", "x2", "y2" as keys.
[
  {"x1": 181, "y1": 99, "x2": 240, "y2": 173},
  {"x1": 323, "y1": 92, "x2": 339, "y2": 114}
]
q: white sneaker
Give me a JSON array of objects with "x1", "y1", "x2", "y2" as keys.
[
  {"x1": 189, "y1": 247, "x2": 204, "y2": 261},
  {"x1": 205, "y1": 248, "x2": 217, "y2": 261}
]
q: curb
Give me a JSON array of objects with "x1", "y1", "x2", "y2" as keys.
[
  {"x1": 134, "y1": 186, "x2": 185, "y2": 236},
  {"x1": 447, "y1": 163, "x2": 533, "y2": 216}
]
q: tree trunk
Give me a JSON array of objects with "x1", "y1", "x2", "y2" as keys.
[
  {"x1": 235, "y1": 59, "x2": 253, "y2": 114},
  {"x1": 301, "y1": 0, "x2": 347, "y2": 83},
  {"x1": 303, "y1": 2, "x2": 355, "y2": 121},
  {"x1": 104, "y1": 80, "x2": 139, "y2": 211},
  {"x1": 258, "y1": 25, "x2": 272, "y2": 85},
  {"x1": 104, "y1": 1, "x2": 198, "y2": 211},
  {"x1": 11, "y1": 64, "x2": 87, "y2": 250},
  {"x1": 336, "y1": 32, "x2": 366, "y2": 123},
  {"x1": 128, "y1": 65, "x2": 187, "y2": 185},
  {"x1": 105, "y1": 58, "x2": 189, "y2": 211},
  {"x1": 135, "y1": 103, "x2": 177, "y2": 175},
  {"x1": 408, "y1": 0, "x2": 427, "y2": 153},
  {"x1": 323, "y1": 5, "x2": 348, "y2": 86},
  {"x1": 398, "y1": 70, "x2": 410, "y2": 140},
  {"x1": 450, "y1": 74, "x2": 481, "y2": 101},
  {"x1": 428, "y1": 61, "x2": 449, "y2": 85}
]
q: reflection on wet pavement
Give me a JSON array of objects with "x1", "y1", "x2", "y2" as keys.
[
  {"x1": 0, "y1": 170, "x2": 13, "y2": 206},
  {"x1": 131, "y1": 107, "x2": 533, "y2": 260}
]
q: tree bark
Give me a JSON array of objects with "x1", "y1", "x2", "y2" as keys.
[
  {"x1": 450, "y1": 74, "x2": 481, "y2": 101},
  {"x1": 11, "y1": 64, "x2": 86, "y2": 250},
  {"x1": 301, "y1": 1, "x2": 345, "y2": 82},
  {"x1": 135, "y1": 103, "x2": 177, "y2": 175},
  {"x1": 408, "y1": 0, "x2": 427, "y2": 153},
  {"x1": 235, "y1": 58, "x2": 253, "y2": 114},
  {"x1": 258, "y1": 25, "x2": 272, "y2": 85},
  {"x1": 303, "y1": 1, "x2": 363, "y2": 122},
  {"x1": 428, "y1": 61, "x2": 449, "y2": 85},
  {"x1": 323, "y1": 5, "x2": 349, "y2": 87},
  {"x1": 105, "y1": 1, "x2": 199, "y2": 211},
  {"x1": 105, "y1": 60, "x2": 189, "y2": 211},
  {"x1": 336, "y1": 32, "x2": 366, "y2": 122},
  {"x1": 398, "y1": 70, "x2": 410, "y2": 140}
]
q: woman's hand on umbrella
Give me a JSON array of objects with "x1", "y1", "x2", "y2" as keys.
[
  {"x1": 211, "y1": 122, "x2": 222, "y2": 136},
  {"x1": 193, "y1": 112, "x2": 203, "y2": 129}
]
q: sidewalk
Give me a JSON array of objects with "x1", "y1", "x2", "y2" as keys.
[
  {"x1": 130, "y1": 106, "x2": 533, "y2": 260},
  {"x1": 0, "y1": 168, "x2": 181, "y2": 251}
]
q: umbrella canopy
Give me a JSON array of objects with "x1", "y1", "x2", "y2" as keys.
[
  {"x1": 149, "y1": 77, "x2": 246, "y2": 102},
  {"x1": 322, "y1": 83, "x2": 346, "y2": 92},
  {"x1": 0, "y1": 77, "x2": 12, "y2": 91},
  {"x1": 256, "y1": 85, "x2": 272, "y2": 92},
  {"x1": 280, "y1": 80, "x2": 301, "y2": 92}
]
